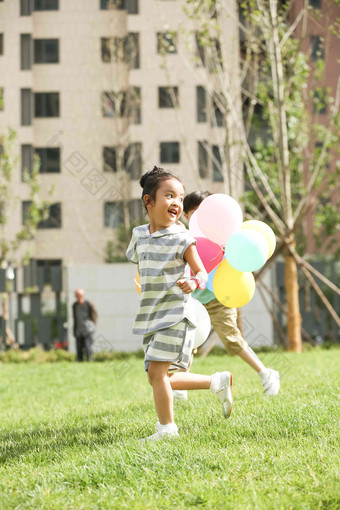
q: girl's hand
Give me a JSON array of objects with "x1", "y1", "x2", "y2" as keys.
[{"x1": 176, "y1": 278, "x2": 197, "y2": 294}]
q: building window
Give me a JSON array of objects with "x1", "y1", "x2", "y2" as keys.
[
  {"x1": 34, "y1": 92, "x2": 59, "y2": 117},
  {"x1": 22, "y1": 201, "x2": 32, "y2": 225},
  {"x1": 0, "y1": 34, "x2": 3, "y2": 55},
  {"x1": 104, "y1": 199, "x2": 143, "y2": 228},
  {"x1": 101, "y1": 33, "x2": 139, "y2": 68},
  {"x1": 104, "y1": 201, "x2": 124, "y2": 228},
  {"x1": 23, "y1": 201, "x2": 62, "y2": 229},
  {"x1": 125, "y1": 143, "x2": 142, "y2": 179},
  {"x1": 21, "y1": 34, "x2": 32, "y2": 70},
  {"x1": 313, "y1": 88, "x2": 327, "y2": 115},
  {"x1": 197, "y1": 86, "x2": 206, "y2": 123},
  {"x1": 126, "y1": 33, "x2": 140, "y2": 69},
  {"x1": 100, "y1": 0, "x2": 138, "y2": 14},
  {"x1": 212, "y1": 145, "x2": 223, "y2": 182},
  {"x1": 102, "y1": 87, "x2": 141, "y2": 123},
  {"x1": 21, "y1": 88, "x2": 32, "y2": 125},
  {"x1": 309, "y1": 0, "x2": 321, "y2": 7},
  {"x1": 213, "y1": 96, "x2": 223, "y2": 127},
  {"x1": 38, "y1": 203, "x2": 61, "y2": 228},
  {"x1": 34, "y1": 39, "x2": 59, "y2": 64},
  {"x1": 20, "y1": 0, "x2": 34, "y2": 16},
  {"x1": 101, "y1": 38, "x2": 112, "y2": 63},
  {"x1": 160, "y1": 142, "x2": 180, "y2": 164},
  {"x1": 0, "y1": 88, "x2": 3, "y2": 111},
  {"x1": 103, "y1": 143, "x2": 142, "y2": 179},
  {"x1": 21, "y1": 144, "x2": 33, "y2": 178},
  {"x1": 103, "y1": 146, "x2": 116, "y2": 172},
  {"x1": 36, "y1": 259, "x2": 62, "y2": 286},
  {"x1": 158, "y1": 87, "x2": 178, "y2": 108},
  {"x1": 102, "y1": 91, "x2": 120, "y2": 117},
  {"x1": 310, "y1": 35, "x2": 324, "y2": 61},
  {"x1": 35, "y1": 148, "x2": 60, "y2": 173},
  {"x1": 198, "y1": 141, "x2": 209, "y2": 179},
  {"x1": 157, "y1": 32, "x2": 177, "y2": 54},
  {"x1": 128, "y1": 199, "x2": 144, "y2": 223},
  {"x1": 125, "y1": 87, "x2": 141, "y2": 122},
  {"x1": 34, "y1": 0, "x2": 59, "y2": 10}
]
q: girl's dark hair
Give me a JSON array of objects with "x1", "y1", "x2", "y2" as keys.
[
  {"x1": 140, "y1": 166, "x2": 183, "y2": 209},
  {"x1": 183, "y1": 191, "x2": 211, "y2": 214}
]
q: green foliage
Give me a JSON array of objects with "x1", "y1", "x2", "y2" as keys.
[
  {"x1": 105, "y1": 221, "x2": 146, "y2": 263},
  {"x1": 0, "y1": 128, "x2": 51, "y2": 264},
  {"x1": 0, "y1": 347, "x2": 75, "y2": 363},
  {"x1": 42, "y1": 302, "x2": 67, "y2": 339},
  {"x1": 185, "y1": 0, "x2": 339, "y2": 255},
  {"x1": 92, "y1": 349, "x2": 144, "y2": 362},
  {"x1": 237, "y1": 1, "x2": 340, "y2": 255}
]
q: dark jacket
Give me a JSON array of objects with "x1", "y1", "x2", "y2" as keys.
[{"x1": 72, "y1": 300, "x2": 98, "y2": 337}]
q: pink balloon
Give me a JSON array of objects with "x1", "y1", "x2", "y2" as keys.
[
  {"x1": 197, "y1": 194, "x2": 243, "y2": 246},
  {"x1": 189, "y1": 210, "x2": 206, "y2": 238},
  {"x1": 194, "y1": 237, "x2": 224, "y2": 274}
]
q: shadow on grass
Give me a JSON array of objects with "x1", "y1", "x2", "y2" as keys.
[{"x1": 0, "y1": 408, "x2": 151, "y2": 465}]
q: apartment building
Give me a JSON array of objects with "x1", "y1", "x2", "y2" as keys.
[
  {"x1": 291, "y1": 0, "x2": 340, "y2": 254},
  {"x1": 0, "y1": 0, "x2": 242, "y2": 270}
]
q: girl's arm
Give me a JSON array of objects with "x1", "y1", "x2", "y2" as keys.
[{"x1": 177, "y1": 244, "x2": 208, "y2": 294}]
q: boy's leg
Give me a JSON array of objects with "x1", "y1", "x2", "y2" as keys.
[
  {"x1": 238, "y1": 346, "x2": 265, "y2": 372},
  {"x1": 205, "y1": 300, "x2": 280, "y2": 395}
]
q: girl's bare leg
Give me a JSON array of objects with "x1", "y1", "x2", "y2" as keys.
[
  {"x1": 148, "y1": 361, "x2": 174, "y2": 425},
  {"x1": 169, "y1": 371, "x2": 211, "y2": 390}
]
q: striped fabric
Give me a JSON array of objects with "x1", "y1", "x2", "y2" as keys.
[
  {"x1": 126, "y1": 223, "x2": 197, "y2": 335},
  {"x1": 143, "y1": 319, "x2": 195, "y2": 371}
]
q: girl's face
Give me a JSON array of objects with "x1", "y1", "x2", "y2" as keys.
[{"x1": 146, "y1": 178, "x2": 184, "y2": 229}]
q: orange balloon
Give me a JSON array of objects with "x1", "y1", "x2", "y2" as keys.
[{"x1": 134, "y1": 271, "x2": 141, "y2": 295}]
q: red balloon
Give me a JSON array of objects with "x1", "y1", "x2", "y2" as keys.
[{"x1": 193, "y1": 237, "x2": 224, "y2": 274}]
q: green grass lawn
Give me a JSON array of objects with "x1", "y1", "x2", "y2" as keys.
[{"x1": 0, "y1": 350, "x2": 339, "y2": 509}]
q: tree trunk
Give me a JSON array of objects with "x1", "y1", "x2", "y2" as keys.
[
  {"x1": 1, "y1": 294, "x2": 16, "y2": 347},
  {"x1": 284, "y1": 244, "x2": 302, "y2": 352}
]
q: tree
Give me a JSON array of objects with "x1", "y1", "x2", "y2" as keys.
[
  {"x1": 101, "y1": 5, "x2": 145, "y2": 261},
  {"x1": 182, "y1": 0, "x2": 340, "y2": 351},
  {"x1": 0, "y1": 127, "x2": 50, "y2": 347}
]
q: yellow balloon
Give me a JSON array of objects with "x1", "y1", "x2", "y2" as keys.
[
  {"x1": 213, "y1": 259, "x2": 255, "y2": 308},
  {"x1": 241, "y1": 220, "x2": 276, "y2": 258},
  {"x1": 134, "y1": 271, "x2": 141, "y2": 295}
]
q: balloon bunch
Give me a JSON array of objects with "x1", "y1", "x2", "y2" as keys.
[{"x1": 189, "y1": 194, "x2": 276, "y2": 308}]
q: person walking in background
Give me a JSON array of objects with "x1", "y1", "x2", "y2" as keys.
[
  {"x1": 174, "y1": 191, "x2": 280, "y2": 400},
  {"x1": 126, "y1": 167, "x2": 233, "y2": 442},
  {"x1": 72, "y1": 289, "x2": 98, "y2": 362}
]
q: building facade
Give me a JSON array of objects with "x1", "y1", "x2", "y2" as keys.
[
  {"x1": 291, "y1": 0, "x2": 340, "y2": 255},
  {"x1": 0, "y1": 0, "x2": 242, "y2": 269}
]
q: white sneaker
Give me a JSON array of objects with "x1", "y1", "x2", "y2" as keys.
[
  {"x1": 173, "y1": 390, "x2": 188, "y2": 400},
  {"x1": 261, "y1": 368, "x2": 280, "y2": 396},
  {"x1": 210, "y1": 371, "x2": 233, "y2": 418},
  {"x1": 141, "y1": 422, "x2": 179, "y2": 442}
]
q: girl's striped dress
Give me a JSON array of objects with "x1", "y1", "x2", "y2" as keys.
[{"x1": 126, "y1": 223, "x2": 197, "y2": 370}]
